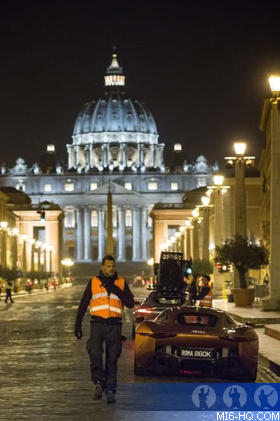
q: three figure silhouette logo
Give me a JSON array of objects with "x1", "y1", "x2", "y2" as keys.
[
  {"x1": 192, "y1": 385, "x2": 216, "y2": 409},
  {"x1": 223, "y1": 385, "x2": 247, "y2": 409},
  {"x1": 254, "y1": 386, "x2": 278, "y2": 409}
]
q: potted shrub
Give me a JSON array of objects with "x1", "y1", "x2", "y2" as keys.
[{"x1": 215, "y1": 235, "x2": 269, "y2": 306}]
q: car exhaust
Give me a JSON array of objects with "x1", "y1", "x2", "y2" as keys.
[{"x1": 155, "y1": 355, "x2": 168, "y2": 373}]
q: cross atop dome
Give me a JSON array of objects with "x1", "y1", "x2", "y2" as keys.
[{"x1": 105, "y1": 48, "x2": 126, "y2": 86}]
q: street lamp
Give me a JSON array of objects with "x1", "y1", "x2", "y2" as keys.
[
  {"x1": 225, "y1": 142, "x2": 255, "y2": 238},
  {"x1": 190, "y1": 209, "x2": 202, "y2": 261},
  {"x1": 184, "y1": 219, "x2": 194, "y2": 259},
  {"x1": 196, "y1": 195, "x2": 213, "y2": 262},
  {"x1": 61, "y1": 258, "x2": 74, "y2": 283},
  {"x1": 206, "y1": 175, "x2": 230, "y2": 297},
  {"x1": 259, "y1": 74, "x2": 280, "y2": 310}
]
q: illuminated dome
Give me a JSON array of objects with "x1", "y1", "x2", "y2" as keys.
[
  {"x1": 67, "y1": 52, "x2": 164, "y2": 170},
  {"x1": 72, "y1": 53, "x2": 158, "y2": 143}
]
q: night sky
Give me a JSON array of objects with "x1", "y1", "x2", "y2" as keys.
[{"x1": 1, "y1": 0, "x2": 280, "y2": 169}]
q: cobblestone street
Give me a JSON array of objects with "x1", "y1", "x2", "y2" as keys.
[{"x1": 0, "y1": 281, "x2": 278, "y2": 421}]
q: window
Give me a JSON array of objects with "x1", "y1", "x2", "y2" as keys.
[
  {"x1": 177, "y1": 313, "x2": 218, "y2": 327},
  {"x1": 125, "y1": 182, "x2": 132, "y2": 190},
  {"x1": 171, "y1": 182, "x2": 178, "y2": 191},
  {"x1": 16, "y1": 180, "x2": 25, "y2": 192},
  {"x1": 91, "y1": 211, "x2": 98, "y2": 227},
  {"x1": 148, "y1": 182, "x2": 158, "y2": 191},
  {"x1": 33, "y1": 227, "x2": 45, "y2": 242},
  {"x1": 197, "y1": 178, "x2": 207, "y2": 188},
  {"x1": 44, "y1": 184, "x2": 52, "y2": 192},
  {"x1": 125, "y1": 210, "x2": 132, "y2": 227},
  {"x1": 64, "y1": 183, "x2": 75, "y2": 192},
  {"x1": 90, "y1": 183, "x2": 98, "y2": 191},
  {"x1": 65, "y1": 211, "x2": 75, "y2": 228}
]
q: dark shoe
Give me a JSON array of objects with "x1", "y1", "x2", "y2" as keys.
[
  {"x1": 106, "y1": 390, "x2": 116, "y2": 404},
  {"x1": 93, "y1": 382, "x2": 102, "y2": 401}
]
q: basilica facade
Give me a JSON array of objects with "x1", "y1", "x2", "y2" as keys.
[{"x1": 0, "y1": 53, "x2": 218, "y2": 264}]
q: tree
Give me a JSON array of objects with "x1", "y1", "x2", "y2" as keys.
[
  {"x1": 215, "y1": 235, "x2": 269, "y2": 289},
  {"x1": 192, "y1": 259, "x2": 213, "y2": 278}
]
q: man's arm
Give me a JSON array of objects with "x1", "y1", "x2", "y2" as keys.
[
  {"x1": 75, "y1": 280, "x2": 92, "y2": 326},
  {"x1": 109, "y1": 281, "x2": 135, "y2": 308},
  {"x1": 192, "y1": 286, "x2": 210, "y2": 300}
]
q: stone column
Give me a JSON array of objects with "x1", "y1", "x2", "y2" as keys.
[
  {"x1": 213, "y1": 190, "x2": 225, "y2": 296},
  {"x1": 43, "y1": 248, "x2": 47, "y2": 273},
  {"x1": 141, "y1": 206, "x2": 148, "y2": 261},
  {"x1": 83, "y1": 206, "x2": 91, "y2": 261},
  {"x1": 118, "y1": 206, "x2": 125, "y2": 261},
  {"x1": 180, "y1": 233, "x2": 185, "y2": 258},
  {"x1": 261, "y1": 100, "x2": 280, "y2": 310},
  {"x1": 98, "y1": 207, "x2": 105, "y2": 262},
  {"x1": 185, "y1": 229, "x2": 191, "y2": 260},
  {"x1": 192, "y1": 221, "x2": 199, "y2": 261},
  {"x1": 74, "y1": 145, "x2": 79, "y2": 167},
  {"x1": 132, "y1": 207, "x2": 141, "y2": 261},
  {"x1": 49, "y1": 250, "x2": 53, "y2": 274},
  {"x1": 235, "y1": 159, "x2": 247, "y2": 238},
  {"x1": 22, "y1": 240, "x2": 27, "y2": 273},
  {"x1": 31, "y1": 244, "x2": 35, "y2": 272},
  {"x1": 202, "y1": 207, "x2": 210, "y2": 262},
  {"x1": 138, "y1": 143, "x2": 144, "y2": 165},
  {"x1": 120, "y1": 143, "x2": 127, "y2": 166},
  {"x1": 102, "y1": 144, "x2": 109, "y2": 167},
  {"x1": 150, "y1": 144, "x2": 156, "y2": 167},
  {"x1": 1, "y1": 231, "x2": 7, "y2": 269},
  {"x1": 76, "y1": 207, "x2": 83, "y2": 261},
  {"x1": 67, "y1": 145, "x2": 73, "y2": 169},
  {"x1": 89, "y1": 144, "x2": 93, "y2": 167}
]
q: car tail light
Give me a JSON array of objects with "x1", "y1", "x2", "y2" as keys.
[
  {"x1": 219, "y1": 335, "x2": 256, "y2": 342},
  {"x1": 137, "y1": 308, "x2": 154, "y2": 314},
  {"x1": 149, "y1": 332, "x2": 177, "y2": 338},
  {"x1": 138, "y1": 332, "x2": 177, "y2": 338}
]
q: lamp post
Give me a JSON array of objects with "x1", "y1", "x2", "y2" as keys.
[
  {"x1": 259, "y1": 75, "x2": 280, "y2": 310},
  {"x1": 197, "y1": 195, "x2": 213, "y2": 263},
  {"x1": 179, "y1": 226, "x2": 186, "y2": 257},
  {"x1": 207, "y1": 174, "x2": 230, "y2": 296},
  {"x1": 185, "y1": 219, "x2": 193, "y2": 259},
  {"x1": 190, "y1": 209, "x2": 202, "y2": 261},
  {"x1": 225, "y1": 142, "x2": 255, "y2": 238}
]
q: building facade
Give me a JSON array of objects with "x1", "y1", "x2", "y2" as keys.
[{"x1": 0, "y1": 53, "x2": 218, "y2": 264}]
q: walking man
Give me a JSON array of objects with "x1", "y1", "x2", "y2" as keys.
[
  {"x1": 5, "y1": 279, "x2": 14, "y2": 303},
  {"x1": 74, "y1": 255, "x2": 134, "y2": 404}
]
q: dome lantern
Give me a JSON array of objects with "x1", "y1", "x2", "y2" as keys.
[{"x1": 104, "y1": 51, "x2": 125, "y2": 87}]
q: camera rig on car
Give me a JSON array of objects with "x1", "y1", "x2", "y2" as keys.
[{"x1": 150, "y1": 252, "x2": 188, "y2": 298}]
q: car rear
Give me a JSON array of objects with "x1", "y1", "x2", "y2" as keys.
[{"x1": 135, "y1": 307, "x2": 258, "y2": 380}]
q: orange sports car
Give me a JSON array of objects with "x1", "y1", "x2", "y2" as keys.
[{"x1": 134, "y1": 306, "x2": 258, "y2": 381}]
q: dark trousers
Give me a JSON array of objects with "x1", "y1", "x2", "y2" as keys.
[
  {"x1": 86, "y1": 322, "x2": 122, "y2": 393},
  {"x1": 5, "y1": 290, "x2": 13, "y2": 303}
]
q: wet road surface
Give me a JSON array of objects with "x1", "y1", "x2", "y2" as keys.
[{"x1": 0, "y1": 281, "x2": 278, "y2": 421}]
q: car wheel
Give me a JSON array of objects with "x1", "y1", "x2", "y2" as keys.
[
  {"x1": 134, "y1": 356, "x2": 148, "y2": 376},
  {"x1": 132, "y1": 323, "x2": 135, "y2": 339}
]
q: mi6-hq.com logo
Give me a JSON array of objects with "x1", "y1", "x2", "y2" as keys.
[{"x1": 192, "y1": 385, "x2": 278, "y2": 411}]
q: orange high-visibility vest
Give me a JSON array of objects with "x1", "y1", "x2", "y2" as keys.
[
  {"x1": 200, "y1": 289, "x2": 213, "y2": 307},
  {"x1": 90, "y1": 276, "x2": 125, "y2": 318}
]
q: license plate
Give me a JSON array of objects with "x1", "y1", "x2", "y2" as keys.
[{"x1": 180, "y1": 348, "x2": 215, "y2": 358}]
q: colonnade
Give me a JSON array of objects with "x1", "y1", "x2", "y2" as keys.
[
  {"x1": 73, "y1": 205, "x2": 150, "y2": 262},
  {"x1": 67, "y1": 143, "x2": 164, "y2": 169}
]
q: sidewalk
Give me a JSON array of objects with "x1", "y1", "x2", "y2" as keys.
[
  {"x1": 1, "y1": 283, "x2": 73, "y2": 300},
  {"x1": 213, "y1": 298, "x2": 280, "y2": 378}
]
